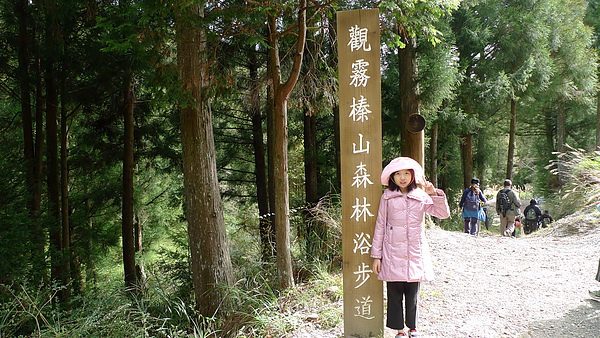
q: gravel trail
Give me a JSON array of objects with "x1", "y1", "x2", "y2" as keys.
[
  {"x1": 418, "y1": 224, "x2": 600, "y2": 338},
  {"x1": 292, "y1": 212, "x2": 600, "y2": 338}
]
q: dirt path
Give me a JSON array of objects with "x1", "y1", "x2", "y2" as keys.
[
  {"x1": 418, "y1": 225, "x2": 600, "y2": 338},
  {"x1": 291, "y1": 212, "x2": 600, "y2": 338}
]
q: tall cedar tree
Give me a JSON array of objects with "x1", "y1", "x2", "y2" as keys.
[
  {"x1": 380, "y1": 0, "x2": 459, "y2": 166},
  {"x1": 174, "y1": 0, "x2": 234, "y2": 316},
  {"x1": 266, "y1": 0, "x2": 307, "y2": 290}
]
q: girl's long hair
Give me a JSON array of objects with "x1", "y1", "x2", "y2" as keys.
[{"x1": 387, "y1": 169, "x2": 417, "y2": 192}]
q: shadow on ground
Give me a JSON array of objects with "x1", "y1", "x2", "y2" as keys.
[{"x1": 521, "y1": 299, "x2": 600, "y2": 337}]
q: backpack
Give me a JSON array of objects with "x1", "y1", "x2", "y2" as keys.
[
  {"x1": 526, "y1": 207, "x2": 537, "y2": 220},
  {"x1": 497, "y1": 189, "x2": 511, "y2": 216},
  {"x1": 464, "y1": 190, "x2": 479, "y2": 211},
  {"x1": 542, "y1": 216, "x2": 551, "y2": 227}
]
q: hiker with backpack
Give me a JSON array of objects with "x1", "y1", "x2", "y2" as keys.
[
  {"x1": 540, "y1": 210, "x2": 554, "y2": 228},
  {"x1": 495, "y1": 179, "x2": 521, "y2": 237},
  {"x1": 523, "y1": 199, "x2": 543, "y2": 234},
  {"x1": 459, "y1": 178, "x2": 487, "y2": 235}
]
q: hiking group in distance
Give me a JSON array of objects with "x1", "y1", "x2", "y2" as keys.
[
  {"x1": 459, "y1": 178, "x2": 553, "y2": 237},
  {"x1": 460, "y1": 177, "x2": 600, "y2": 311}
]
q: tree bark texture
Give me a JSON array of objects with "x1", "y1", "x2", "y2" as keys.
[
  {"x1": 304, "y1": 110, "x2": 318, "y2": 205},
  {"x1": 462, "y1": 133, "x2": 474, "y2": 187},
  {"x1": 16, "y1": 0, "x2": 34, "y2": 210},
  {"x1": 43, "y1": 0, "x2": 65, "y2": 301},
  {"x1": 506, "y1": 98, "x2": 517, "y2": 180},
  {"x1": 34, "y1": 39, "x2": 46, "y2": 280},
  {"x1": 398, "y1": 36, "x2": 424, "y2": 165},
  {"x1": 303, "y1": 109, "x2": 326, "y2": 259},
  {"x1": 429, "y1": 123, "x2": 439, "y2": 186},
  {"x1": 248, "y1": 49, "x2": 273, "y2": 261},
  {"x1": 596, "y1": 93, "x2": 600, "y2": 150},
  {"x1": 556, "y1": 103, "x2": 567, "y2": 184},
  {"x1": 122, "y1": 74, "x2": 137, "y2": 291},
  {"x1": 60, "y1": 70, "x2": 71, "y2": 303},
  {"x1": 16, "y1": 0, "x2": 45, "y2": 282},
  {"x1": 333, "y1": 104, "x2": 341, "y2": 189},
  {"x1": 175, "y1": 0, "x2": 234, "y2": 317},
  {"x1": 266, "y1": 0, "x2": 307, "y2": 290}
]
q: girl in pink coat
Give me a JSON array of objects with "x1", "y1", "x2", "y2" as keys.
[{"x1": 371, "y1": 157, "x2": 450, "y2": 338}]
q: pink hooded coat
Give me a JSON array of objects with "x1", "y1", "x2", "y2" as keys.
[{"x1": 371, "y1": 157, "x2": 450, "y2": 282}]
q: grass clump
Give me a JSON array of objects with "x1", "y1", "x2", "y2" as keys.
[
  {"x1": 221, "y1": 266, "x2": 343, "y2": 338},
  {"x1": 547, "y1": 146, "x2": 600, "y2": 218}
]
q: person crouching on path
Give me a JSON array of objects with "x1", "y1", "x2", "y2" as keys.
[
  {"x1": 371, "y1": 157, "x2": 451, "y2": 338},
  {"x1": 459, "y1": 178, "x2": 487, "y2": 235}
]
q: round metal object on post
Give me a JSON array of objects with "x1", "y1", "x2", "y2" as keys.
[{"x1": 407, "y1": 114, "x2": 426, "y2": 133}]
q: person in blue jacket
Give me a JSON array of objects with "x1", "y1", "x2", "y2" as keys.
[{"x1": 459, "y1": 178, "x2": 487, "y2": 235}]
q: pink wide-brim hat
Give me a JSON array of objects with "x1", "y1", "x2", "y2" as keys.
[{"x1": 380, "y1": 156, "x2": 425, "y2": 186}]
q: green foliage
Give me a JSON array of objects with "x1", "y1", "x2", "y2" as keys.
[
  {"x1": 222, "y1": 267, "x2": 343, "y2": 337},
  {"x1": 0, "y1": 278, "x2": 214, "y2": 337},
  {"x1": 0, "y1": 211, "x2": 31, "y2": 282},
  {"x1": 379, "y1": 0, "x2": 461, "y2": 47},
  {"x1": 546, "y1": 146, "x2": 600, "y2": 218}
]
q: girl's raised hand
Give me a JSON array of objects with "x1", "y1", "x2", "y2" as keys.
[{"x1": 423, "y1": 181, "x2": 437, "y2": 195}]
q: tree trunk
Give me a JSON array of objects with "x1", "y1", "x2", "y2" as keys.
[
  {"x1": 248, "y1": 49, "x2": 272, "y2": 261},
  {"x1": 544, "y1": 107, "x2": 555, "y2": 152},
  {"x1": 16, "y1": 0, "x2": 45, "y2": 282},
  {"x1": 266, "y1": 0, "x2": 307, "y2": 290},
  {"x1": 556, "y1": 102, "x2": 567, "y2": 183},
  {"x1": 175, "y1": 0, "x2": 234, "y2": 316},
  {"x1": 122, "y1": 74, "x2": 137, "y2": 291},
  {"x1": 429, "y1": 122, "x2": 439, "y2": 186},
  {"x1": 303, "y1": 108, "x2": 325, "y2": 259},
  {"x1": 460, "y1": 97, "x2": 474, "y2": 187},
  {"x1": 34, "y1": 38, "x2": 46, "y2": 281},
  {"x1": 506, "y1": 98, "x2": 517, "y2": 180},
  {"x1": 43, "y1": 0, "x2": 64, "y2": 301},
  {"x1": 60, "y1": 68, "x2": 71, "y2": 305},
  {"x1": 398, "y1": 36, "x2": 424, "y2": 164},
  {"x1": 270, "y1": 95, "x2": 294, "y2": 289},
  {"x1": 333, "y1": 104, "x2": 341, "y2": 189},
  {"x1": 134, "y1": 214, "x2": 146, "y2": 284},
  {"x1": 16, "y1": 0, "x2": 34, "y2": 212},
  {"x1": 596, "y1": 92, "x2": 600, "y2": 150},
  {"x1": 461, "y1": 133, "x2": 474, "y2": 187},
  {"x1": 304, "y1": 110, "x2": 318, "y2": 205}
]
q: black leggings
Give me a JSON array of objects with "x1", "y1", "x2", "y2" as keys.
[{"x1": 386, "y1": 281, "x2": 420, "y2": 330}]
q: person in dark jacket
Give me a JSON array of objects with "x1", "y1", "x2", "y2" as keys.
[
  {"x1": 459, "y1": 178, "x2": 487, "y2": 235},
  {"x1": 540, "y1": 210, "x2": 554, "y2": 228},
  {"x1": 523, "y1": 199, "x2": 543, "y2": 234}
]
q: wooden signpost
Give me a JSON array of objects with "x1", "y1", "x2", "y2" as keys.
[{"x1": 337, "y1": 8, "x2": 383, "y2": 337}]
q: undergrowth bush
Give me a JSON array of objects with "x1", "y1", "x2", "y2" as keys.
[
  {"x1": 221, "y1": 266, "x2": 343, "y2": 338},
  {"x1": 0, "y1": 279, "x2": 216, "y2": 338},
  {"x1": 547, "y1": 146, "x2": 600, "y2": 218}
]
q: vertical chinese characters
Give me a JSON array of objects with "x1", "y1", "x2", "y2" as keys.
[{"x1": 346, "y1": 24, "x2": 376, "y2": 319}]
